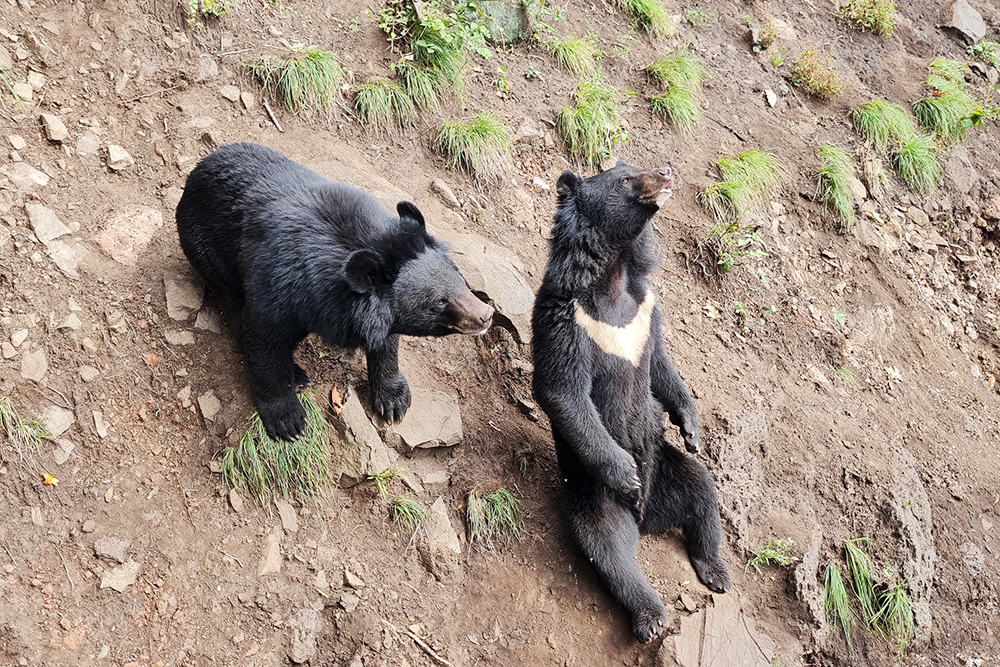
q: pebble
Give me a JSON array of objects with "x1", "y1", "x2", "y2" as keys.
[
  {"x1": 7, "y1": 135, "x2": 26, "y2": 150},
  {"x1": 344, "y1": 568, "x2": 366, "y2": 590},
  {"x1": 275, "y1": 497, "x2": 299, "y2": 534},
  {"x1": 81, "y1": 520, "x2": 96, "y2": 533},
  {"x1": 339, "y1": 593, "x2": 359, "y2": 613},
  {"x1": 219, "y1": 85, "x2": 240, "y2": 102},
  {"x1": 105, "y1": 144, "x2": 134, "y2": 171}
]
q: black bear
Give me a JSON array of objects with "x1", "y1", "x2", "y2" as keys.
[
  {"x1": 176, "y1": 143, "x2": 494, "y2": 440},
  {"x1": 531, "y1": 162, "x2": 731, "y2": 643}
]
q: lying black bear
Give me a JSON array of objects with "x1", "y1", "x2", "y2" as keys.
[
  {"x1": 176, "y1": 143, "x2": 493, "y2": 440},
  {"x1": 531, "y1": 162, "x2": 731, "y2": 643}
]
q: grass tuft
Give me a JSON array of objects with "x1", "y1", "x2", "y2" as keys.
[
  {"x1": 876, "y1": 571, "x2": 916, "y2": 660},
  {"x1": 790, "y1": 47, "x2": 844, "y2": 99},
  {"x1": 817, "y1": 145, "x2": 858, "y2": 228},
  {"x1": 0, "y1": 396, "x2": 52, "y2": 460},
  {"x1": 968, "y1": 41, "x2": 1000, "y2": 69},
  {"x1": 913, "y1": 59, "x2": 976, "y2": 145},
  {"x1": 392, "y1": 59, "x2": 439, "y2": 110},
  {"x1": 389, "y1": 495, "x2": 427, "y2": 535},
  {"x1": 891, "y1": 133, "x2": 941, "y2": 194},
  {"x1": 850, "y1": 100, "x2": 916, "y2": 150},
  {"x1": 838, "y1": 0, "x2": 897, "y2": 37},
  {"x1": 610, "y1": 0, "x2": 671, "y2": 38},
  {"x1": 557, "y1": 72, "x2": 629, "y2": 168},
  {"x1": 220, "y1": 391, "x2": 334, "y2": 505},
  {"x1": 548, "y1": 35, "x2": 599, "y2": 76},
  {"x1": 844, "y1": 537, "x2": 879, "y2": 629},
  {"x1": 823, "y1": 563, "x2": 854, "y2": 654},
  {"x1": 647, "y1": 47, "x2": 704, "y2": 133},
  {"x1": 467, "y1": 487, "x2": 525, "y2": 550},
  {"x1": 745, "y1": 538, "x2": 796, "y2": 574},
  {"x1": 368, "y1": 467, "x2": 401, "y2": 500},
  {"x1": 248, "y1": 47, "x2": 344, "y2": 116},
  {"x1": 435, "y1": 112, "x2": 512, "y2": 185},
  {"x1": 353, "y1": 78, "x2": 415, "y2": 132},
  {"x1": 699, "y1": 149, "x2": 785, "y2": 223}
]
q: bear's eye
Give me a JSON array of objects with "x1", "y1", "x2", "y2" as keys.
[
  {"x1": 436, "y1": 296, "x2": 449, "y2": 308},
  {"x1": 622, "y1": 176, "x2": 632, "y2": 184}
]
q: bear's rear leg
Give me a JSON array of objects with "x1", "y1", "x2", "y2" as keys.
[
  {"x1": 570, "y1": 494, "x2": 668, "y2": 643},
  {"x1": 244, "y1": 333, "x2": 306, "y2": 441}
]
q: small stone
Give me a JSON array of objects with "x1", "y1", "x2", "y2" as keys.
[
  {"x1": 2, "y1": 162, "x2": 50, "y2": 189},
  {"x1": 79, "y1": 365, "x2": 100, "y2": 382},
  {"x1": 219, "y1": 85, "x2": 240, "y2": 102},
  {"x1": 164, "y1": 273, "x2": 204, "y2": 321},
  {"x1": 31, "y1": 507, "x2": 43, "y2": 526},
  {"x1": 25, "y1": 202, "x2": 71, "y2": 246},
  {"x1": 679, "y1": 592, "x2": 698, "y2": 612},
  {"x1": 164, "y1": 330, "x2": 195, "y2": 345},
  {"x1": 195, "y1": 58, "x2": 219, "y2": 83},
  {"x1": 76, "y1": 132, "x2": 101, "y2": 157},
  {"x1": 339, "y1": 593, "x2": 359, "y2": 613},
  {"x1": 344, "y1": 568, "x2": 366, "y2": 590},
  {"x1": 240, "y1": 91, "x2": 255, "y2": 110},
  {"x1": 228, "y1": 488, "x2": 245, "y2": 513},
  {"x1": 11, "y1": 329, "x2": 29, "y2": 348},
  {"x1": 81, "y1": 520, "x2": 96, "y2": 533},
  {"x1": 94, "y1": 537, "x2": 130, "y2": 564},
  {"x1": 258, "y1": 534, "x2": 281, "y2": 576},
  {"x1": 93, "y1": 410, "x2": 109, "y2": 439},
  {"x1": 40, "y1": 113, "x2": 69, "y2": 143},
  {"x1": 58, "y1": 313, "x2": 82, "y2": 330},
  {"x1": 764, "y1": 89, "x2": 777, "y2": 107},
  {"x1": 198, "y1": 390, "x2": 222, "y2": 422},
  {"x1": 530, "y1": 176, "x2": 550, "y2": 192},
  {"x1": 12, "y1": 81, "x2": 32, "y2": 102},
  {"x1": 40, "y1": 404, "x2": 75, "y2": 437},
  {"x1": 7, "y1": 135, "x2": 26, "y2": 150},
  {"x1": 275, "y1": 497, "x2": 299, "y2": 534},
  {"x1": 430, "y1": 178, "x2": 461, "y2": 209},
  {"x1": 105, "y1": 145, "x2": 134, "y2": 171},
  {"x1": 194, "y1": 307, "x2": 223, "y2": 333},
  {"x1": 100, "y1": 560, "x2": 140, "y2": 592},
  {"x1": 21, "y1": 347, "x2": 48, "y2": 382},
  {"x1": 53, "y1": 438, "x2": 74, "y2": 465}
]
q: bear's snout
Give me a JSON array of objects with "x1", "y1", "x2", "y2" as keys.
[
  {"x1": 450, "y1": 290, "x2": 494, "y2": 335},
  {"x1": 636, "y1": 166, "x2": 673, "y2": 207}
]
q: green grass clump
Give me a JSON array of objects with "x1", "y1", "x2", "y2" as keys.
[
  {"x1": 891, "y1": 133, "x2": 941, "y2": 194},
  {"x1": 875, "y1": 571, "x2": 916, "y2": 659},
  {"x1": 851, "y1": 100, "x2": 916, "y2": 150},
  {"x1": 844, "y1": 537, "x2": 879, "y2": 628},
  {"x1": 823, "y1": 563, "x2": 854, "y2": 654},
  {"x1": 647, "y1": 47, "x2": 704, "y2": 133},
  {"x1": 683, "y1": 8, "x2": 716, "y2": 27},
  {"x1": 699, "y1": 149, "x2": 785, "y2": 222},
  {"x1": 0, "y1": 396, "x2": 52, "y2": 460},
  {"x1": 548, "y1": 36, "x2": 599, "y2": 76},
  {"x1": 368, "y1": 467, "x2": 402, "y2": 500},
  {"x1": 556, "y1": 72, "x2": 629, "y2": 168},
  {"x1": 817, "y1": 145, "x2": 859, "y2": 228},
  {"x1": 220, "y1": 391, "x2": 334, "y2": 504},
  {"x1": 378, "y1": 0, "x2": 475, "y2": 91},
  {"x1": 913, "y1": 58, "x2": 976, "y2": 145},
  {"x1": 790, "y1": 47, "x2": 844, "y2": 99},
  {"x1": 745, "y1": 538, "x2": 796, "y2": 574},
  {"x1": 389, "y1": 495, "x2": 427, "y2": 534},
  {"x1": 353, "y1": 78, "x2": 415, "y2": 132},
  {"x1": 467, "y1": 487, "x2": 525, "y2": 550},
  {"x1": 838, "y1": 0, "x2": 897, "y2": 37},
  {"x1": 435, "y1": 112, "x2": 512, "y2": 185},
  {"x1": 969, "y1": 41, "x2": 1000, "y2": 69},
  {"x1": 391, "y1": 59, "x2": 439, "y2": 110},
  {"x1": 611, "y1": 0, "x2": 671, "y2": 38},
  {"x1": 248, "y1": 47, "x2": 344, "y2": 116}
]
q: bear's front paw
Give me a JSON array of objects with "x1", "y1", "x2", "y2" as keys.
[
  {"x1": 257, "y1": 394, "x2": 307, "y2": 441},
  {"x1": 691, "y1": 556, "x2": 731, "y2": 593},
  {"x1": 597, "y1": 449, "x2": 641, "y2": 496},
  {"x1": 682, "y1": 427, "x2": 702, "y2": 455},
  {"x1": 632, "y1": 604, "x2": 669, "y2": 644},
  {"x1": 372, "y1": 373, "x2": 411, "y2": 424}
]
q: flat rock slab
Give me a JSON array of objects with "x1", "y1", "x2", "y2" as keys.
[
  {"x1": 164, "y1": 271, "x2": 204, "y2": 321},
  {"x1": 387, "y1": 388, "x2": 463, "y2": 450},
  {"x1": 20, "y1": 347, "x2": 48, "y2": 382},
  {"x1": 658, "y1": 593, "x2": 776, "y2": 667},
  {"x1": 332, "y1": 386, "x2": 399, "y2": 487},
  {"x1": 258, "y1": 533, "x2": 281, "y2": 576},
  {"x1": 417, "y1": 497, "x2": 463, "y2": 583},
  {"x1": 100, "y1": 559, "x2": 140, "y2": 593},
  {"x1": 40, "y1": 404, "x2": 74, "y2": 437},
  {"x1": 93, "y1": 206, "x2": 163, "y2": 266},
  {"x1": 945, "y1": 0, "x2": 987, "y2": 42},
  {"x1": 94, "y1": 537, "x2": 130, "y2": 564},
  {"x1": 1, "y1": 161, "x2": 50, "y2": 189},
  {"x1": 275, "y1": 497, "x2": 299, "y2": 534},
  {"x1": 25, "y1": 202, "x2": 71, "y2": 245}
]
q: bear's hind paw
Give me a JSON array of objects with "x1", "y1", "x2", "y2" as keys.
[{"x1": 692, "y1": 557, "x2": 732, "y2": 593}]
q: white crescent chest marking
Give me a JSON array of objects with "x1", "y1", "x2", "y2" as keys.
[{"x1": 573, "y1": 289, "x2": 655, "y2": 367}]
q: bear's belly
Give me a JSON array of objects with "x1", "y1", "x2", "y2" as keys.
[{"x1": 590, "y1": 352, "x2": 661, "y2": 455}]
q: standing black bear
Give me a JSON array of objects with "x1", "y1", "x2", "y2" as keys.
[
  {"x1": 176, "y1": 143, "x2": 494, "y2": 440},
  {"x1": 531, "y1": 162, "x2": 731, "y2": 643}
]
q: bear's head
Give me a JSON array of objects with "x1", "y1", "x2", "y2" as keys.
[
  {"x1": 343, "y1": 201, "x2": 494, "y2": 337},
  {"x1": 555, "y1": 162, "x2": 673, "y2": 246}
]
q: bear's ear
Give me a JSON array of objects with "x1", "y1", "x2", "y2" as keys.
[
  {"x1": 396, "y1": 201, "x2": 426, "y2": 230},
  {"x1": 556, "y1": 170, "x2": 582, "y2": 199},
  {"x1": 616, "y1": 160, "x2": 627, "y2": 168},
  {"x1": 343, "y1": 249, "x2": 384, "y2": 294}
]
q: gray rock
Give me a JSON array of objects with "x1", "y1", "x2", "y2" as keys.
[
  {"x1": 431, "y1": 225, "x2": 535, "y2": 342},
  {"x1": 387, "y1": 388, "x2": 463, "y2": 450},
  {"x1": 480, "y1": 0, "x2": 538, "y2": 44},
  {"x1": 76, "y1": 132, "x2": 101, "y2": 156},
  {"x1": 53, "y1": 438, "x2": 74, "y2": 465},
  {"x1": 93, "y1": 537, "x2": 130, "y2": 564},
  {"x1": 905, "y1": 206, "x2": 929, "y2": 227},
  {"x1": 197, "y1": 390, "x2": 221, "y2": 422},
  {"x1": 945, "y1": 0, "x2": 987, "y2": 43},
  {"x1": 228, "y1": 488, "x2": 245, "y2": 513},
  {"x1": 288, "y1": 609, "x2": 318, "y2": 663},
  {"x1": 331, "y1": 386, "x2": 399, "y2": 487},
  {"x1": 195, "y1": 58, "x2": 219, "y2": 83},
  {"x1": 11, "y1": 329, "x2": 29, "y2": 348},
  {"x1": 100, "y1": 559, "x2": 140, "y2": 592},
  {"x1": 57, "y1": 313, "x2": 82, "y2": 330},
  {"x1": 21, "y1": 347, "x2": 48, "y2": 382},
  {"x1": 164, "y1": 272, "x2": 204, "y2": 320},
  {"x1": 431, "y1": 178, "x2": 461, "y2": 209},
  {"x1": 1, "y1": 162, "x2": 49, "y2": 188},
  {"x1": 162, "y1": 186, "x2": 184, "y2": 211},
  {"x1": 944, "y1": 146, "x2": 978, "y2": 194},
  {"x1": 660, "y1": 609, "x2": 702, "y2": 667},
  {"x1": 79, "y1": 365, "x2": 100, "y2": 382},
  {"x1": 81, "y1": 520, "x2": 96, "y2": 533},
  {"x1": 93, "y1": 410, "x2": 110, "y2": 438},
  {"x1": 984, "y1": 195, "x2": 1000, "y2": 221},
  {"x1": 194, "y1": 307, "x2": 223, "y2": 333},
  {"x1": 12, "y1": 81, "x2": 32, "y2": 102},
  {"x1": 219, "y1": 85, "x2": 240, "y2": 102},
  {"x1": 417, "y1": 497, "x2": 463, "y2": 583},
  {"x1": 7, "y1": 134, "x2": 26, "y2": 150},
  {"x1": 39, "y1": 404, "x2": 74, "y2": 437},
  {"x1": 679, "y1": 592, "x2": 698, "y2": 613},
  {"x1": 40, "y1": 113, "x2": 69, "y2": 143},
  {"x1": 240, "y1": 91, "x2": 255, "y2": 110},
  {"x1": 164, "y1": 330, "x2": 195, "y2": 345},
  {"x1": 853, "y1": 219, "x2": 885, "y2": 252},
  {"x1": 275, "y1": 497, "x2": 299, "y2": 534},
  {"x1": 338, "y1": 592, "x2": 359, "y2": 613},
  {"x1": 344, "y1": 568, "x2": 366, "y2": 590},
  {"x1": 93, "y1": 207, "x2": 163, "y2": 266},
  {"x1": 45, "y1": 239, "x2": 81, "y2": 279},
  {"x1": 105, "y1": 145, "x2": 134, "y2": 171},
  {"x1": 25, "y1": 202, "x2": 71, "y2": 246},
  {"x1": 258, "y1": 533, "x2": 281, "y2": 576}
]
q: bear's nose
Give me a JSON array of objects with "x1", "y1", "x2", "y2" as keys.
[
  {"x1": 479, "y1": 304, "x2": 495, "y2": 324},
  {"x1": 658, "y1": 166, "x2": 672, "y2": 179}
]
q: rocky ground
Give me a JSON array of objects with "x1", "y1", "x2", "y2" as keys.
[{"x1": 1, "y1": 0, "x2": 999, "y2": 666}]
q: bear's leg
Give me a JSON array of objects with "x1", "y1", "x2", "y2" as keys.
[
  {"x1": 243, "y1": 330, "x2": 306, "y2": 441},
  {"x1": 293, "y1": 364, "x2": 311, "y2": 390},
  {"x1": 640, "y1": 444, "x2": 732, "y2": 593},
  {"x1": 365, "y1": 334, "x2": 411, "y2": 423},
  {"x1": 569, "y1": 491, "x2": 669, "y2": 643}
]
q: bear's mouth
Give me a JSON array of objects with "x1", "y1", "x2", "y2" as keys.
[
  {"x1": 641, "y1": 184, "x2": 673, "y2": 207},
  {"x1": 452, "y1": 320, "x2": 492, "y2": 336}
]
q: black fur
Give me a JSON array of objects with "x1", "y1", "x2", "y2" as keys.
[
  {"x1": 531, "y1": 162, "x2": 731, "y2": 644},
  {"x1": 176, "y1": 143, "x2": 493, "y2": 440}
]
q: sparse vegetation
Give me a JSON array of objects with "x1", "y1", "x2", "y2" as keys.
[
  {"x1": 389, "y1": 495, "x2": 428, "y2": 534},
  {"x1": 836, "y1": 366, "x2": 860, "y2": 388},
  {"x1": 892, "y1": 132, "x2": 941, "y2": 194},
  {"x1": 248, "y1": 47, "x2": 344, "y2": 116},
  {"x1": 610, "y1": 0, "x2": 671, "y2": 38},
  {"x1": 0, "y1": 396, "x2": 52, "y2": 460},
  {"x1": 968, "y1": 41, "x2": 1000, "y2": 69},
  {"x1": 699, "y1": 149, "x2": 785, "y2": 223},
  {"x1": 187, "y1": 0, "x2": 230, "y2": 26},
  {"x1": 435, "y1": 112, "x2": 512, "y2": 185},
  {"x1": 913, "y1": 58, "x2": 976, "y2": 144},
  {"x1": 683, "y1": 8, "x2": 716, "y2": 27},
  {"x1": 844, "y1": 537, "x2": 879, "y2": 628},
  {"x1": 745, "y1": 538, "x2": 796, "y2": 574},
  {"x1": 219, "y1": 391, "x2": 334, "y2": 504},
  {"x1": 353, "y1": 77, "x2": 415, "y2": 132},
  {"x1": 647, "y1": 47, "x2": 705, "y2": 133},
  {"x1": 824, "y1": 563, "x2": 854, "y2": 653},
  {"x1": 877, "y1": 570, "x2": 916, "y2": 659},
  {"x1": 369, "y1": 467, "x2": 402, "y2": 500},
  {"x1": 770, "y1": 46, "x2": 788, "y2": 69},
  {"x1": 392, "y1": 59, "x2": 439, "y2": 110},
  {"x1": 838, "y1": 0, "x2": 897, "y2": 37},
  {"x1": 790, "y1": 47, "x2": 844, "y2": 99},
  {"x1": 752, "y1": 18, "x2": 779, "y2": 52},
  {"x1": 548, "y1": 34, "x2": 599, "y2": 76},
  {"x1": 817, "y1": 145, "x2": 858, "y2": 227},
  {"x1": 556, "y1": 72, "x2": 629, "y2": 168},
  {"x1": 467, "y1": 487, "x2": 525, "y2": 550}
]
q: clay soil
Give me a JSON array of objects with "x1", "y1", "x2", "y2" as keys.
[{"x1": 1, "y1": 0, "x2": 999, "y2": 666}]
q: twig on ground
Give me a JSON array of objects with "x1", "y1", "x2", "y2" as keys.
[
  {"x1": 176, "y1": 476, "x2": 197, "y2": 530},
  {"x1": 124, "y1": 82, "x2": 187, "y2": 104},
  {"x1": 380, "y1": 619, "x2": 453, "y2": 667},
  {"x1": 263, "y1": 99, "x2": 284, "y2": 132},
  {"x1": 52, "y1": 543, "x2": 74, "y2": 591},
  {"x1": 221, "y1": 551, "x2": 244, "y2": 568}
]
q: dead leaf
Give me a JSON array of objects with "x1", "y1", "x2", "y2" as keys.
[
  {"x1": 702, "y1": 302, "x2": 721, "y2": 319},
  {"x1": 330, "y1": 387, "x2": 343, "y2": 416},
  {"x1": 42, "y1": 473, "x2": 59, "y2": 487},
  {"x1": 143, "y1": 354, "x2": 162, "y2": 367}
]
